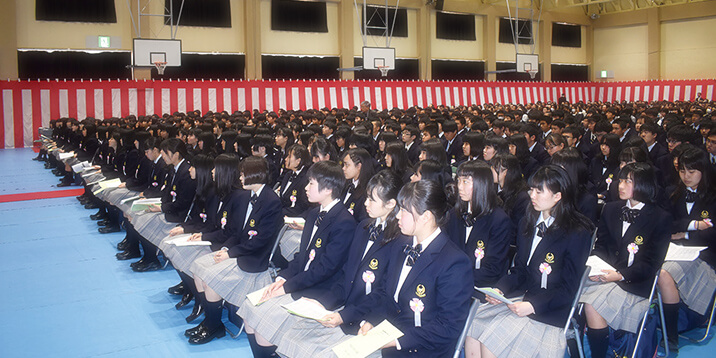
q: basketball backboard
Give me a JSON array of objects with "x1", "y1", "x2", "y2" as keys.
[
  {"x1": 516, "y1": 53, "x2": 538, "y2": 73},
  {"x1": 133, "y1": 39, "x2": 182, "y2": 67},
  {"x1": 362, "y1": 47, "x2": 395, "y2": 70}
]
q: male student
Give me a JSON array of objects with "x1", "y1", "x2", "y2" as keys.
[
  {"x1": 521, "y1": 123, "x2": 550, "y2": 165},
  {"x1": 441, "y1": 120, "x2": 464, "y2": 164},
  {"x1": 402, "y1": 125, "x2": 421, "y2": 165}
]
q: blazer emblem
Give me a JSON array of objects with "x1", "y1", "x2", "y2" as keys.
[
  {"x1": 545, "y1": 252, "x2": 555, "y2": 264},
  {"x1": 416, "y1": 284, "x2": 426, "y2": 298}
]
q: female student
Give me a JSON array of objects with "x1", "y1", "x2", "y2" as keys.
[
  {"x1": 186, "y1": 156, "x2": 283, "y2": 344},
  {"x1": 658, "y1": 148, "x2": 716, "y2": 352},
  {"x1": 276, "y1": 144, "x2": 312, "y2": 217},
  {"x1": 272, "y1": 170, "x2": 405, "y2": 357},
  {"x1": 238, "y1": 161, "x2": 356, "y2": 358},
  {"x1": 582, "y1": 162, "x2": 672, "y2": 358},
  {"x1": 551, "y1": 148, "x2": 599, "y2": 225},
  {"x1": 483, "y1": 135, "x2": 509, "y2": 163},
  {"x1": 410, "y1": 159, "x2": 457, "y2": 208},
  {"x1": 466, "y1": 165, "x2": 594, "y2": 358},
  {"x1": 490, "y1": 154, "x2": 530, "y2": 230},
  {"x1": 351, "y1": 180, "x2": 473, "y2": 357},
  {"x1": 508, "y1": 134, "x2": 539, "y2": 180},
  {"x1": 452, "y1": 161, "x2": 515, "y2": 291},
  {"x1": 589, "y1": 133, "x2": 621, "y2": 201},
  {"x1": 384, "y1": 142, "x2": 414, "y2": 185},
  {"x1": 462, "y1": 131, "x2": 485, "y2": 163},
  {"x1": 341, "y1": 148, "x2": 375, "y2": 223}
]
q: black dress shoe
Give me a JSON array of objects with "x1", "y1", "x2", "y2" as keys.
[
  {"x1": 76, "y1": 195, "x2": 87, "y2": 200},
  {"x1": 130, "y1": 257, "x2": 146, "y2": 268},
  {"x1": 79, "y1": 198, "x2": 91, "y2": 205},
  {"x1": 133, "y1": 259, "x2": 162, "y2": 272},
  {"x1": 44, "y1": 163, "x2": 52, "y2": 169},
  {"x1": 116, "y1": 238, "x2": 129, "y2": 250},
  {"x1": 98, "y1": 226, "x2": 120, "y2": 234},
  {"x1": 57, "y1": 182, "x2": 71, "y2": 187},
  {"x1": 185, "y1": 304, "x2": 204, "y2": 323},
  {"x1": 168, "y1": 282, "x2": 185, "y2": 296},
  {"x1": 90, "y1": 212, "x2": 106, "y2": 220},
  {"x1": 184, "y1": 321, "x2": 206, "y2": 337},
  {"x1": 116, "y1": 250, "x2": 141, "y2": 261},
  {"x1": 97, "y1": 219, "x2": 111, "y2": 226},
  {"x1": 188, "y1": 323, "x2": 225, "y2": 344},
  {"x1": 84, "y1": 202, "x2": 98, "y2": 209},
  {"x1": 176, "y1": 292, "x2": 194, "y2": 309}
]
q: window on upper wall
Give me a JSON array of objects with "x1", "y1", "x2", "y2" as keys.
[
  {"x1": 36, "y1": 0, "x2": 117, "y2": 23},
  {"x1": 436, "y1": 12, "x2": 476, "y2": 41},
  {"x1": 499, "y1": 18, "x2": 533, "y2": 45},
  {"x1": 271, "y1": 0, "x2": 328, "y2": 33},
  {"x1": 362, "y1": 6, "x2": 408, "y2": 38},
  {"x1": 165, "y1": 0, "x2": 231, "y2": 28},
  {"x1": 552, "y1": 23, "x2": 582, "y2": 48}
]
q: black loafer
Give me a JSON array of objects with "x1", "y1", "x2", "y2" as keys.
[
  {"x1": 184, "y1": 321, "x2": 206, "y2": 337},
  {"x1": 84, "y1": 202, "x2": 98, "y2": 209},
  {"x1": 116, "y1": 250, "x2": 141, "y2": 261},
  {"x1": 116, "y1": 238, "x2": 129, "y2": 250},
  {"x1": 90, "y1": 212, "x2": 106, "y2": 220},
  {"x1": 98, "y1": 226, "x2": 120, "y2": 234},
  {"x1": 168, "y1": 282, "x2": 185, "y2": 296},
  {"x1": 188, "y1": 323, "x2": 225, "y2": 344},
  {"x1": 78, "y1": 198, "x2": 91, "y2": 205},
  {"x1": 96, "y1": 219, "x2": 111, "y2": 226},
  {"x1": 175, "y1": 292, "x2": 194, "y2": 309},
  {"x1": 132, "y1": 259, "x2": 162, "y2": 272},
  {"x1": 57, "y1": 182, "x2": 71, "y2": 187},
  {"x1": 186, "y1": 304, "x2": 204, "y2": 323},
  {"x1": 130, "y1": 258, "x2": 146, "y2": 269}
]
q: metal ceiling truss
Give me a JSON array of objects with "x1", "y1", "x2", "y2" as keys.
[{"x1": 544, "y1": 0, "x2": 707, "y2": 15}]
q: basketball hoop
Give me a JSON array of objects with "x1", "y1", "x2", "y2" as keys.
[
  {"x1": 377, "y1": 66, "x2": 390, "y2": 77},
  {"x1": 153, "y1": 61, "x2": 168, "y2": 75},
  {"x1": 527, "y1": 69, "x2": 538, "y2": 79}
]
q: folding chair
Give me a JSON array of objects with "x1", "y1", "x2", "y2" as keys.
[
  {"x1": 682, "y1": 289, "x2": 716, "y2": 343},
  {"x1": 565, "y1": 269, "x2": 590, "y2": 358},
  {"x1": 452, "y1": 297, "x2": 481, "y2": 358},
  {"x1": 632, "y1": 270, "x2": 669, "y2": 357}
]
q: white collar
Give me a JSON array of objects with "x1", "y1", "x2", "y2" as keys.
[
  {"x1": 647, "y1": 142, "x2": 656, "y2": 151},
  {"x1": 175, "y1": 158, "x2": 185, "y2": 171},
  {"x1": 536, "y1": 213, "x2": 555, "y2": 228},
  {"x1": 251, "y1": 184, "x2": 266, "y2": 198},
  {"x1": 413, "y1": 227, "x2": 441, "y2": 252},
  {"x1": 320, "y1": 198, "x2": 340, "y2": 213},
  {"x1": 528, "y1": 142, "x2": 537, "y2": 152},
  {"x1": 626, "y1": 200, "x2": 645, "y2": 210},
  {"x1": 154, "y1": 154, "x2": 162, "y2": 164}
]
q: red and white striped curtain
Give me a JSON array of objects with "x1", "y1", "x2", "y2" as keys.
[{"x1": 1, "y1": 79, "x2": 714, "y2": 149}]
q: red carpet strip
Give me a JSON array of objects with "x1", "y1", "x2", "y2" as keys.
[{"x1": 0, "y1": 188, "x2": 85, "y2": 203}]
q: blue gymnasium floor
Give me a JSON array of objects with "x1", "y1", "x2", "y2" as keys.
[{"x1": 0, "y1": 148, "x2": 714, "y2": 358}]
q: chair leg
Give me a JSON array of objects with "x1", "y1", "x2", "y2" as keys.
[
  {"x1": 685, "y1": 295, "x2": 716, "y2": 343},
  {"x1": 571, "y1": 318, "x2": 585, "y2": 358},
  {"x1": 656, "y1": 292, "x2": 669, "y2": 357}
]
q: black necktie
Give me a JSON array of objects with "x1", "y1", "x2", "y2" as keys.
[
  {"x1": 368, "y1": 223, "x2": 383, "y2": 242},
  {"x1": 346, "y1": 183, "x2": 355, "y2": 195},
  {"x1": 289, "y1": 172, "x2": 298, "y2": 182},
  {"x1": 536, "y1": 222, "x2": 547, "y2": 237},
  {"x1": 685, "y1": 190, "x2": 698, "y2": 203},
  {"x1": 620, "y1": 206, "x2": 641, "y2": 224},
  {"x1": 250, "y1": 194, "x2": 258, "y2": 206},
  {"x1": 463, "y1": 212, "x2": 476, "y2": 227},
  {"x1": 315, "y1": 211, "x2": 327, "y2": 228},
  {"x1": 403, "y1": 244, "x2": 422, "y2": 266}
]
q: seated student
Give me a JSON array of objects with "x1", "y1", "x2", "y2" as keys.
[
  {"x1": 252, "y1": 134, "x2": 280, "y2": 187},
  {"x1": 276, "y1": 144, "x2": 312, "y2": 218},
  {"x1": 522, "y1": 123, "x2": 550, "y2": 165},
  {"x1": 551, "y1": 148, "x2": 599, "y2": 225},
  {"x1": 466, "y1": 165, "x2": 594, "y2": 358},
  {"x1": 410, "y1": 159, "x2": 457, "y2": 208},
  {"x1": 483, "y1": 135, "x2": 509, "y2": 164},
  {"x1": 589, "y1": 133, "x2": 621, "y2": 201},
  {"x1": 451, "y1": 161, "x2": 515, "y2": 292},
  {"x1": 583, "y1": 162, "x2": 672, "y2": 358},
  {"x1": 639, "y1": 121, "x2": 668, "y2": 165},
  {"x1": 350, "y1": 180, "x2": 473, "y2": 357},
  {"x1": 442, "y1": 120, "x2": 464, "y2": 165},
  {"x1": 461, "y1": 131, "x2": 485, "y2": 163},
  {"x1": 270, "y1": 171, "x2": 405, "y2": 357},
  {"x1": 384, "y1": 142, "x2": 414, "y2": 185},
  {"x1": 311, "y1": 137, "x2": 339, "y2": 163},
  {"x1": 658, "y1": 148, "x2": 716, "y2": 352},
  {"x1": 544, "y1": 133, "x2": 567, "y2": 157},
  {"x1": 341, "y1": 148, "x2": 375, "y2": 223},
  {"x1": 185, "y1": 156, "x2": 283, "y2": 344},
  {"x1": 490, "y1": 154, "x2": 530, "y2": 231},
  {"x1": 238, "y1": 161, "x2": 356, "y2": 357},
  {"x1": 401, "y1": 125, "x2": 421, "y2": 164},
  {"x1": 508, "y1": 134, "x2": 539, "y2": 180}
]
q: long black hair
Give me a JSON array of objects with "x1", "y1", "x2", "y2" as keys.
[
  {"x1": 365, "y1": 170, "x2": 403, "y2": 245},
  {"x1": 551, "y1": 148, "x2": 590, "y2": 193},
  {"x1": 456, "y1": 160, "x2": 501, "y2": 219},
  {"x1": 490, "y1": 153, "x2": 528, "y2": 212},
  {"x1": 213, "y1": 154, "x2": 241, "y2": 199},
  {"x1": 192, "y1": 154, "x2": 215, "y2": 207},
  {"x1": 342, "y1": 148, "x2": 375, "y2": 200},
  {"x1": 398, "y1": 180, "x2": 450, "y2": 228},
  {"x1": 524, "y1": 165, "x2": 594, "y2": 237},
  {"x1": 599, "y1": 133, "x2": 621, "y2": 167},
  {"x1": 385, "y1": 142, "x2": 410, "y2": 181}
]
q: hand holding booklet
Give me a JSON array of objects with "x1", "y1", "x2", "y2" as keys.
[
  {"x1": 284, "y1": 217, "x2": 306, "y2": 225},
  {"x1": 281, "y1": 298, "x2": 332, "y2": 322},
  {"x1": 331, "y1": 320, "x2": 404, "y2": 358},
  {"x1": 476, "y1": 287, "x2": 514, "y2": 304},
  {"x1": 165, "y1": 234, "x2": 211, "y2": 247},
  {"x1": 586, "y1": 255, "x2": 616, "y2": 276},
  {"x1": 131, "y1": 198, "x2": 162, "y2": 211},
  {"x1": 246, "y1": 286, "x2": 270, "y2": 306}
]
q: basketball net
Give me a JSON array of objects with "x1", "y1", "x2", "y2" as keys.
[
  {"x1": 154, "y1": 62, "x2": 168, "y2": 75},
  {"x1": 377, "y1": 66, "x2": 389, "y2": 77},
  {"x1": 527, "y1": 69, "x2": 538, "y2": 79}
]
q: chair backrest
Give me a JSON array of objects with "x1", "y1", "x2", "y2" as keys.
[
  {"x1": 588, "y1": 227, "x2": 598, "y2": 255},
  {"x1": 267, "y1": 224, "x2": 289, "y2": 279},
  {"x1": 452, "y1": 297, "x2": 481, "y2": 358},
  {"x1": 565, "y1": 269, "x2": 590, "y2": 333}
]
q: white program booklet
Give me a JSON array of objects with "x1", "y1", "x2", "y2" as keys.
[
  {"x1": 586, "y1": 255, "x2": 617, "y2": 276},
  {"x1": 666, "y1": 243, "x2": 707, "y2": 262}
]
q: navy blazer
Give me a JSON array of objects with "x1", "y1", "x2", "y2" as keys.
[
  {"x1": 279, "y1": 202, "x2": 357, "y2": 297},
  {"x1": 500, "y1": 190, "x2": 530, "y2": 236},
  {"x1": 202, "y1": 189, "x2": 249, "y2": 249},
  {"x1": 669, "y1": 193, "x2": 716, "y2": 267},
  {"x1": 180, "y1": 189, "x2": 215, "y2": 234},
  {"x1": 342, "y1": 184, "x2": 368, "y2": 223},
  {"x1": 161, "y1": 160, "x2": 197, "y2": 222},
  {"x1": 406, "y1": 142, "x2": 420, "y2": 165},
  {"x1": 496, "y1": 219, "x2": 592, "y2": 327},
  {"x1": 222, "y1": 186, "x2": 284, "y2": 273},
  {"x1": 529, "y1": 142, "x2": 550, "y2": 165},
  {"x1": 589, "y1": 157, "x2": 619, "y2": 198},
  {"x1": 449, "y1": 208, "x2": 515, "y2": 290},
  {"x1": 277, "y1": 168, "x2": 312, "y2": 218},
  {"x1": 364, "y1": 231, "x2": 473, "y2": 357},
  {"x1": 593, "y1": 201, "x2": 672, "y2": 297},
  {"x1": 142, "y1": 158, "x2": 169, "y2": 198},
  {"x1": 125, "y1": 155, "x2": 153, "y2": 191}
]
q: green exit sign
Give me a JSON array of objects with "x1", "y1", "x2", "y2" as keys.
[
  {"x1": 601, "y1": 70, "x2": 608, "y2": 78},
  {"x1": 98, "y1": 36, "x2": 111, "y2": 48}
]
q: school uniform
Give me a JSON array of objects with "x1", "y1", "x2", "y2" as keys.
[
  {"x1": 443, "y1": 136, "x2": 464, "y2": 165},
  {"x1": 577, "y1": 187, "x2": 599, "y2": 225},
  {"x1": 278, "y1": 167, "x2": 311, "y2": 218},
  {"x1": 589, "y1": 156, "x2": 619, "y2": 199},
  {"x1": 580, "y1": 201, "x2": 672, "y2": 333},
  {"x1": 237, "y1": 200, "x2": 357, "y2": 344},
  {"x1": 405, "y1": 141, "x2": 420, "y2": 165},
  {"x1": 142, "y1": 156, "x2": 169, "y2": 198},
  {"x1": 528, "y1": 142, "x2": 550, "y2": 165},
  {"x1": 341, "y1": 181, "x2": 368, "y2": 223},
  {"x1": 191, "y1": 185, "x2": 283, "y2": 305},
  {"x1": 499, "y1": 189, "x2": 530, "y2": 234},
  {"x1": 468, "y1": 217, "x2": 592, "y2": 358},
  {"x1": 520, "y1": 156, "x2": 539, "y2": 180},
  {"x1": 160, "y1": 159, "x2": 197, "y2": 223}
]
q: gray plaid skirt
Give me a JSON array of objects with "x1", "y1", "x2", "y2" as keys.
[
  {"x1": 104, "y1": 188, "x2": 132, "y2": 206},
  {"x1": 663, "y1": 259, "x2": 716, "y2": 315},
  {"x1": 190, "y1": 253, "x2": 273, "y2": 306},
  {"x1": 579, "y1": 281, "x2": 649, "y2": 333},
  {"x1": 158, "y1": 236, "x2": 212, "y2": 275},
  {"x1": 238, "y1": 294, "x2": 300, "y2": 344},
  {"x1": 275, "y1": 316, "x2": 384, "y2": 358},
  {"x1": 468, "y1": 297, "x2": 567, "y2": 358},
  {"x1": 132, "y1": 213, "x2": 173, "y2": 246}
]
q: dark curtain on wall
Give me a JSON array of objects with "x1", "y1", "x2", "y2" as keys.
[
  {"x1": 499, "y1": 18, "x2": 533, "y2": 45},
  {"x1": 431, "y1": 60, "x2": 484, "y2": 80},
  {"x1": 363, "y1": 6, "x2": 408, "y2": 37},
  {"x1": 271, "y1": 0, "x2": 328, "y2": 32},
  {"x1": 435, "y1": 12, "x2": 476, "y2": 41},
  {"x1": 157, "y1": 54, "x2": 244, "y2": 79},
  {"x1": 353, "y1": 58, "x2": 419, "y2": 80},
  {"x1": 552, "y1": 23, "x2": 581, "y2": 47},
  {"x1": 262, "y1": 55, "x2": 339, "y2": 80},
  {"x1": 165, "y1": 0, "x2": 232, "y2": 28},
  {"x1": 495, "y1": 62, "x2": 541, "y2": 81},
  {"x1": 551, "y1": 64, "x2": 588, "y2": 82},
  {"x1": 18, "y1": 51, "x2": 131, "y2": 80},
  {"x1": 36, "y1": 0, "x2": 117, "y2": 23}
]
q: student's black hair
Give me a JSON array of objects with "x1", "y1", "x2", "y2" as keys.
[
  {"x1": 672, "y1": 147, "x2": 716, "y2": 203},
  {"x1": 385, "y1": 142, "x2": 410, "y2": 179},
  {"x1": 307, "y1": 160, "x2": 345, "y2": 200},
  {"x1": 507, "y1": 134, "x2": 531, "y2": 164},
  {"x1": 197, "y1": 132, "x2": 216, "y2": 154},
  {"x1": 490, "y1": 153, "x2": 529, "y2": 213},
  {"x1": 667, "y1": 125, "x2": 696, "y2": 144},
  {"x1": 133, "y1": 131, "x2": 151, "y2": 151},
  {"x1": 442, "y1": 120, "x2": 458, "y2": 133},
  {"x1": 414, "y1": 160, "x2": 457, "y2": 207},
  {"x1": 342, "y1": 148, "x2": 375, "y2": 199},
  {"x1": 213, "y1": 154, "x2": 241, "y2": 199},
  {"x1": 456, "y1": 161, "x2": 501, "y2": 219},
  {"x1": 286, "y1": 143, "x2": 311, "y2": 171},
  {"x1": 348, "y1": 133, "x2": 375, "y2": 156},
  {"x1": 365, "y1": 170, "x2": 403, "y2": 244},
  {"x1": 276, "y1": 127, "x2": 295, "y2": 147},
  {"x1": 402, "y1": 125, "x2": 420, "y2": 139},
  {"x1": 619, "y1": 146, "x2": 649, "y2": 165},
  {"x1": 220, "y1": 130, "x2": 238, "y2": 154},
  {"x1": 235, "y1": 133, "x2": 253, "y2": 159},
  {"x1": 462, "y1": 131, "x2": 485, "y2": 159},
  {"x1": 240, "y1": 155, "x2": 269, "y2": 186},
  {"x1": 143, "y1": 136, "x2": 162, "y2": 151},
  {"x1": 419, "y1": 139, "x2": 449, "y2": 168},
  {"x1": 310, "y1": 137, "x2": 338, "y2": 162},
  {"x1": 334, "y1": 126, "x2": 352, "y2": 140},
  {"x1": 160, "y1": 138, "x2": 188, "y2": 159},
  {"x1": 398, "y1": 180, "x2": 450, "y2": 228},
  {"x1": 561, "y1": 126, "x2": 582, "y2": 141},
  {"x1": 251, "y1": 134, "x2": 275, "y2": 152},
  {"x1": 521, "y1": 123, "x2": 541, "y2": 140},
  {"x1": 593, "y1": 120, "x2": 613, "y2": 135},
  {"x1": 551, "y1": 148, "x2": 590, "y2": 193},
  {"x1": 191, "y1": 154, "x2": 215, "y2": 207},
  {"x1": 422, "y1": 123, "x2": 439, "y2": 138},
  {"x1": 84, "y1": 124, "x2": 97, "y2": 138},
  {"x1": 599, "y1": 133, "x2": 621, "y2": 166},
  {"x1": 544, "y1": 133, "x2": 567, "y2": 152},
  {"x1": 484, "y1": 134, "x2": 509, "y2": 155},
  {"x1": 524, "y1": 165, "x2": 594, "y2": 237},
  {"x1": 618, "y1": 162, "x2": 658, "y2": 205}
]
